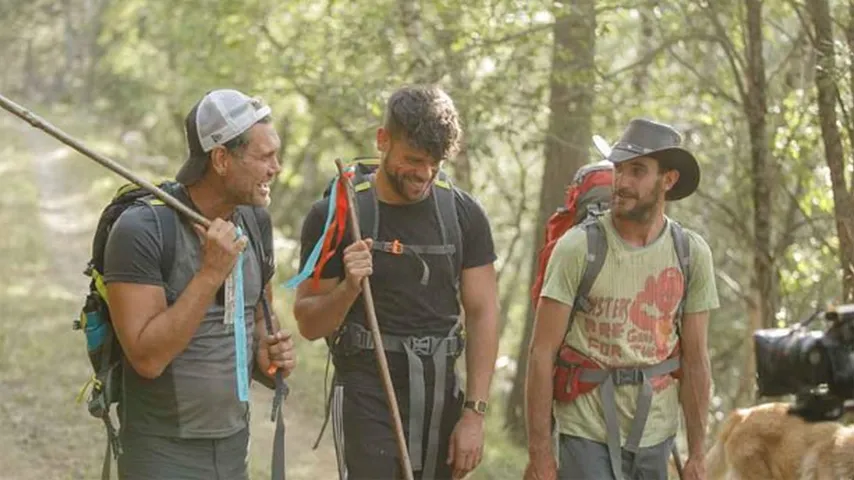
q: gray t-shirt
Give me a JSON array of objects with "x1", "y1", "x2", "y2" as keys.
[{"x1": 103, "y1": 201, "x2": 265, "y2": 439}]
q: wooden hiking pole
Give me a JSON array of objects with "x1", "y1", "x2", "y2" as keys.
[
  {"x1": 0, "y1": 92, "x2": 210, "y2": 228},
  {"x1": 334, "y1": 158, "x2": 415, "y2": 480}
]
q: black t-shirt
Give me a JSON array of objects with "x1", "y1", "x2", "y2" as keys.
[{"x1": 298, "y1": 183, "x2": 496, "y2": 339}]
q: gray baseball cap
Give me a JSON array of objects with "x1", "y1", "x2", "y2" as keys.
[{"x1": 176, "y1": 89, "x2": 272, "y2": 185}]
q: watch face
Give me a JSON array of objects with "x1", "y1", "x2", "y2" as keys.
[{"x1": 466, "y1": 400, "x2": 487, "y2": 414}]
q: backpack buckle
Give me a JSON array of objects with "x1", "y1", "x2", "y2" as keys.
[
  {"x1": 612, "y1": 368, "x2": 644, "y2": 386},
  {"x1": 407, "y1": 336, "x2": 435, "y2": 356},
  {"x1": 390, "y1": 240, "x2": 403, "y2": 255}
]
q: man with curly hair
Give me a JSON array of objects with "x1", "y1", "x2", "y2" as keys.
[{"x1": 293, "y1": 84, "x2": 500, "y2": 480}]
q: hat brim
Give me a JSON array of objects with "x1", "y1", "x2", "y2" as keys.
[
  {"x1": 608, "y1": 146, "x2": 700, "y2": 201},
  {"x1": 175, "y1": 152, "x2": 209, "y2": 186}
]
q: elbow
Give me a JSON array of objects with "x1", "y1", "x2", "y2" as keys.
[
  {"x1": 293, "y1": 303, "x2": 324, "y2": 341},
  {"x1": 297, "y1": 322, "x2": 324, "y2": 341},
  {"x1": 127, "y1": 354, "x2": 167, "y2": 380}
]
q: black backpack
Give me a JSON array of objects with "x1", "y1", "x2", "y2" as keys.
[{"x1": 73, "y1": 180, "x2": 280, "y2": 480}]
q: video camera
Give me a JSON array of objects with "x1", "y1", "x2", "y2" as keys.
[{"x1": 753, "y1": 304, "x2": 854, "y2": 422}]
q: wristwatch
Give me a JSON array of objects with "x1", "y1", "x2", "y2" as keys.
[{"x1": 463, "y1": 399, "x2": 488, "y2": 415}]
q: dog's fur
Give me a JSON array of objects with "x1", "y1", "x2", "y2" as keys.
[{"x1": 705, "y1": 402, "x2": 854, "y2": 480}]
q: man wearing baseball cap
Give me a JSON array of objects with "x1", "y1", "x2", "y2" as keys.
[
  {"x1": 525, "y1": 119, "x2": 720, "y2": 480},
  {"x1": 102, "y1": 89, "x2": 296, "y2": 479}
]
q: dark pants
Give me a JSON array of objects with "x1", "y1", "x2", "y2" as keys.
[
  {"x1": 333, "y1": 374, "x2": 464, "y2": 480},
  {"x1": 117, "y1": 427, "x2": 250, "y2": 480},
  {"x1": 558, "y1": 434, "x2": 674, "y2": 480}
]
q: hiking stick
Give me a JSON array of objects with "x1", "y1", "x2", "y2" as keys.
[
  {"x1": 334, "y1": 158, "x2": 415, "y2": 480},
  {"x1": 0, "y1": 93, "x2": 210, "y2": 228}
]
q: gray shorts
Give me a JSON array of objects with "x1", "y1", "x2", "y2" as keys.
[
  {"x1": 117, "y1": 427, "x2": 250, "y2": 480},
  {"x1": 557, "y1": 434, "x2": 673, "y2": 480}
]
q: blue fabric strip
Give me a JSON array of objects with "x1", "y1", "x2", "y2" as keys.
[
  {"x1": 233, "y1": 226, "x2": 249, "y2": 402},
  {"x1": 284, "y1": 177, "x2": 340, "y2": 290}
]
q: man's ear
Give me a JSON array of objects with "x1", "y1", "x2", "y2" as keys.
[
  {"x1": 664, "y1": 169, "x2": 680, "y2": 193},
  {"x1": 209, "y1": 146, "x2": 229, "y2": 177},
  {"x1": 376, "y1": 127, "x2": 390, "y2": 154}
]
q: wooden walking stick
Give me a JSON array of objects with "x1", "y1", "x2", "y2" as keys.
[
  {"x1": 334, "y1": 158, "x2": 415, "y2": 480},
  {"x1": 0, "y1": 92, "x2": 210, "y2": 228}
]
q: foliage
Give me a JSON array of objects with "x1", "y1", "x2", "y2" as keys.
[{"x1": 2, "y1": 0, "x2": 853, "y2": 476}]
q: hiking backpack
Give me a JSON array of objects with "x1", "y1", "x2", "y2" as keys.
[
  {"x1": 530, "y1": 159, "x2": 692, "y2": 341},
  {"x1": 73, "y1": 180, "x2": 280, "y2": 480},
  {"x1": 530, "y1": 160, "x2": 614, "y2": 306},
  {"x1": 291, "y1": 157, "x2": 465, "y2": 475}
]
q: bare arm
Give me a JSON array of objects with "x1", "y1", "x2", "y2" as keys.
[
  {"x1": 293, "y1": 278, "x2": 360, "y2": 340},
  {"x1": 459, "y1": 263, "x2": 499, "y2": 404},
  {"x1": 525, "y1": 297, "x2": 572, "y2": 462},
  {"x1": 678, "y1": 311, "x2": 711, "y2": 458},
  {"x1": 107, "y1": 273, "x2": 221, "y2": 379},
  {"x1": 106, "y1": 218, "x2": 248, "y2": 379},
  {"x1": 292, "y1": 239, "x2": 372, "y2": 341}
]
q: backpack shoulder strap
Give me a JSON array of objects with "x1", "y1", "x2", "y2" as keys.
[
  {"x1": 239, "y1": 206, "x2": 275, "y2": 288},
  {"x1": 432, "y1": 171, "x2": 463, "y2": 285},
  {"x1": 669, "y1": 220, "x2": 692, "y2": 337},
  {"x1": 140, "y1": 182, "x2": 185, "y2": 298},
  {"x1": 152, "y1": 203, "x2": 178, "y2": 287},
  {"x1": 354, "y1": 175, "x2": 379, "y2": 240},
  {"x1": 566, "y1": 217, "x2": 608, "y2": 336}
]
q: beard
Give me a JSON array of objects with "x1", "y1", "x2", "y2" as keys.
[
  {"x1": 382, "y1": 153, "x2": 432, "y2": 202},
  {"x1": 612, "y1": 178, "x2": 663, "y2": 223}
]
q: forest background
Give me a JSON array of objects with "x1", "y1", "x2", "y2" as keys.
[{"x1": 1, "y1": 0, "x2": 853, "y2": 478}]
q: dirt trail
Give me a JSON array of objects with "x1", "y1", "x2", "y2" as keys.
[{"x1": 1, "y1": 120, "x2": 338, "y2": 479}]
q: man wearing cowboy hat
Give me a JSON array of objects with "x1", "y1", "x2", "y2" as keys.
[{"x1": 524, "y1": 118, "x2": 720, "y2": 480}]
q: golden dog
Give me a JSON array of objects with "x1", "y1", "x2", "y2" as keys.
[{"x1": 705, "y1": 402, "x2": 854, "y2": 480}]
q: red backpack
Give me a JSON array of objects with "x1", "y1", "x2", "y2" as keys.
[{"x1": 530, "y1": 160, "x2": 614, "y2": 306}]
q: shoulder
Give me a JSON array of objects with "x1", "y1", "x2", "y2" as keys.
[
  {"x1": 307, "y1": 195, "x2": 332, "y2": 218},
  {"x1": 554, "y1": 222, "x2": 590, "y2": 258},
  {"x1": 111, "y1": 201, "x2": 162, "y2": 236},
  {"x1": 448, "y1": 184, "x2": 489, "y2": 221},
  {"x1": 674, "y1": 221, "x2": 713, "y2": 260}
]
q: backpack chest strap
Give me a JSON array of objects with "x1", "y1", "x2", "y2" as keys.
[{"x1": 372, "y1": 240, "x2": 457, "y2": 286}]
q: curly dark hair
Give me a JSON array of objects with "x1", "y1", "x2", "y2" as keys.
[{"x1": 383, "y1": 84, "x2": 462, "y2": 162}]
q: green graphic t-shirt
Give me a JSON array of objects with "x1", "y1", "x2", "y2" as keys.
[{"x1": 540, "y1": 211, "x2": 719, "y2": 447}]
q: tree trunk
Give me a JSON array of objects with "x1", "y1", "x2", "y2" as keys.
[
  {"x1": 504, "y1": 0, "x2": 597, "y2": 441},
  {"x1": 631, "y1": 3, "x2": 655, "y2": 96},
  {"x1": 807, "y1": 0, "x2": 854, "y2": 302},
  {"x1": 745, "y1": 0, "x2": 774, "y2": 329},
  {"x1": 848, "y1": 0, "x2": 854, "y2": 194}
]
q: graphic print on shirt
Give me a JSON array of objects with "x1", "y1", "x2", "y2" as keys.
[{"x1": 581, "y1": 266, "x2": 684, "y2": 392}]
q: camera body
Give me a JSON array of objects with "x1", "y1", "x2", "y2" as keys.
[{"x1": 753, "y1": 304, "x2": 854, "y2": 421}]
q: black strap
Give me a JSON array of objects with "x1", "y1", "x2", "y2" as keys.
[
  {"x1": 240, "y1": 206, "x2": 276, "y2": 288},
  {"x1": 261, "y1": 296, "x2": 289, "y2": 480},
  {"x1": 153, "y1": 206, "x2": 177, "y2": 292},
  {"x1": 354, "y1": 172, "x2": 462, "y2": 288},
  {"x1": 339, "y1": 321, "x2": 465, "y2": 357},
  {"x1": 432, "y1": 175, "x2": 462, "y2": 287},
  {"x1": 239, "y1": 208, "x2": 287, "y2": 479}
]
